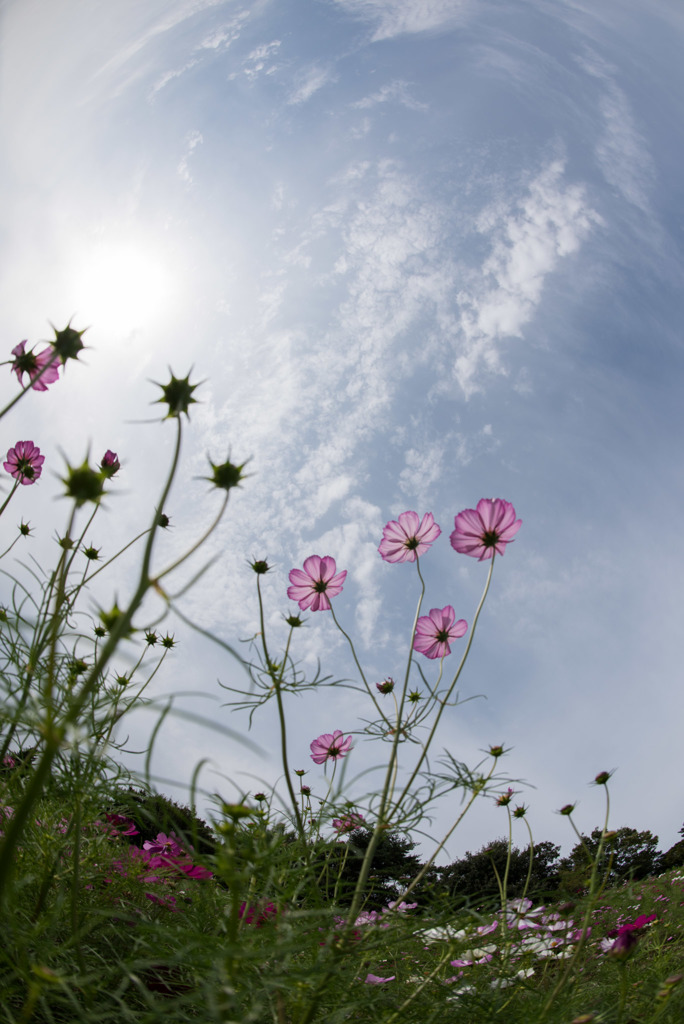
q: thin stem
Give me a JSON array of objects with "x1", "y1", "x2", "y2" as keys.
[
  {"x1": 520, "y1": 815, "x2": 535, "y2": 903},
  {"x1": 393, "y1": 556, "x2": 495, "y2": 814},
  {"x1": 0, "y1": 479, "x2": 20, "y2": 518},
  {"x1": 537, "y1": 786, "x2": 613, "y2": 1021},
  {"x1": 155, "y1": 492, "x2": 229, "y2": 581},
  {"x1": 329, "y1": 605, "x2": 390, "y2": 727},
  {"x1": 256, "y1": 576, "x2": 304, "y2": 840}
]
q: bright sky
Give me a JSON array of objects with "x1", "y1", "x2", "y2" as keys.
[{"x1": 1, "y1": 0, "x2": 683, "y2": 863}]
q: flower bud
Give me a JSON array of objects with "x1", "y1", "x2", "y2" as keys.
[
  {"x1": 559, "y1": 804, "x2": 576, "y2": 816},
  {"x1": 251, "y1": 559, "x2": 271, "y2": 574},
  {"x1": 98, "y1": 601, "x2": 134, "y2": 638},
  {"x1": 51, "y1": 321, "x2": 87, "y2": 364},
  {"x1": 221, "y1": 802, "x2": 254, "y2": 821},
  {"x1": 154, "y1": 372, "x2": 200, "y2": 419},
  {"x1": 100, "y1": 450, "x2": 120, "y2": 478},
  {"x1": 61, "y1": 457, "x2": 106, "y2": 508},
  {"x1": 205, "y1": 455, "x2": 249, "y2": 492}
]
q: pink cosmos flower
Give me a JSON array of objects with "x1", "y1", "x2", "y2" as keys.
[
  {"x1": 603, "y1": 916, "x2": 655, "y2": 959},
  {"x1": 287, "y1": 555, "x2": 347, "y2": 611},
  {"x1": 239, "y1": 902, "x2": 278, "y2": 927},
  {"x1": 603, "y1": 913, "x2": 657, "y2": 958},
  {"x1": 11, "y1": 341, "x2": 59, "y2": 391},
  {"x1": 143, "y1": 833, "x2": 184, "y2": 859},
  {"x1": 333, "y1": 812, "x2": 365, "y2": 833},
  {"x1": 310, "y1": 730, "x2": 353, "y2": 764},
  {"x1": 102, "y1": 813, "x2": 139, "y2": 837},
  {"x1": 364, "y1": 974, "x2": 396, "y2": 984},
  {"x1": 378, "y1": 511, "x2": 441, "y2": 563},
  {"x1": 100, "y1": 450, "x2": 120, "y2": 477},
  {"x1": 4, "y1": 441, "x2": 45, "y2": 485},
  {"x1": 450, "y1": 498, "x2": 522, "y2": 561},
  {"x1": 413, "y1": 606, "x2": 467, "y2": 660}
]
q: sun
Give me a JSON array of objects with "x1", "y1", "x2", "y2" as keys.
[{"x1": 70, "y1": 237, "x2": 172, "y2": 336}]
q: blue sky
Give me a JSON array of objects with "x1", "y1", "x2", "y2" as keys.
[{"x1": 1, "y1": 0, "x2": 683, "y2": 863}]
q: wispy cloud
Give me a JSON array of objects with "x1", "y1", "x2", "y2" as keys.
[
  {"x1": 288, "y1": 65, "x2": 335, "y2": 104},
  {"x1": 177, "y1": 129, "x2": 204, "y2": 183},
  {"x1": 331, "y1": 0, "x2": 473, "y2": 41},
  {"x1": 452, "y1": 158, "x2": 601, "y2": 396},
  {"x1": 353, "y1": 79, "x2": 427, "y2": 110},
  {"x1": 575, "y1": 50, "x2": 655, "y2": 212},
  {"x1": 150, "y1": 9, "x2": 250, "y2": 97},
  {"x1": 231, "y1": 40, "x2": 281, "y2": 80}
]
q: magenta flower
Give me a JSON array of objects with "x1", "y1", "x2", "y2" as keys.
[
  {"x1": 239, "y1": 902, "x2": 278, "y2": 927},
  {"x1": 100, "y1": 450, "x2": 120, "y2": 477},
  {"x1": 364, "y1": 974, "x2": 396, "y2": 984},
  {"x1": 142, "y1": 833, "x2": 184, "y2": 859},
  {"x1": 310, "y1": 730, "x2": 353, "y2": 764},
  {"x1": 333, "y1": 812, "x2": 365, "y2": 833},
  {"x1": 413, "y1": 606, "x2": 467, "y2": 660},
  {"x1": 604, "y1": 915, "x2": 656, "y2": 959},
  {"x1": 287, "y1": 555, "x2": 347, "y2": 611},
  {"x1": 11, "y1": 341, "x2": 59, "y2": 391},
  {"x1": 378, "y1": 511, "x2": 441, "y2": 563},
  {"x1": 450, "y1": 498, "x2": 522, "y2": 561},
  {"x1": 4, "y1": 441, "x2": 45, "y2": 485},
  {"x1": 102, "y1": 813, "x2": 139, "y2": 838}
]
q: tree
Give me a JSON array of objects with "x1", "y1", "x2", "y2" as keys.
[
  {"x1": 558, "y1": 826, "x2": 661, "y2": 893},
  {"x1": 316, "y1": 828, "x2": 423, "y2": 909},
  {"x1": 438, "y1": 838, "x2": 561, "y2": 906},
  {"x1": 655, "y1": 821, "x2": 684, "y2": 873}
]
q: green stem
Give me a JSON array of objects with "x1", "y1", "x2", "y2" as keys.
[
  {"x1": 0, "y1": 479, "x2": 20, "y2": 518},
  {"x1": 520, "y1": 815, "x2": 535, "y2": 903},
  {"x1": 330, "y1": 604, "x2": 390, "y2": 727},
  {"x1": 0, "y1": 417, "x2": 184, "y2": 897},
  {"x1": 257, "y1": 576, "x2": 304, "y2": 840},
  {"x1": 393, "y1": 556, "x2": 495, "y2": 814},
  {"x1": 155, "y1": 492, "x2": 229, "y2": 582},
  {"x1": 537, "y1": 785, "x2": 613, "y2": 1021}
]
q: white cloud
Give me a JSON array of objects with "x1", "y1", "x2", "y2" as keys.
[
  {"x1": 288, "y1": 65, "x2": 335, "y2": 104},
  {"x1": 452, "y1": 159, "x2": 601, "y2": 396},
  {"x1": 234, "y1": 40, "x2": 281, "y2": 80},
  {"x1": 575, "y1": 50, "x2": 655, "y2": 212},
  {"x1": 148, "y1": 9, "x2": 249, "y2": 96},
  {"x1": 331, "y1": 0, "x2": 473, "y2": 41},
  {"x1": 177, "y1": 129, "x2": 204, "y2": 183},
  {"x1": 353, "y1": 80, "x2": 427, "y2": 110}
]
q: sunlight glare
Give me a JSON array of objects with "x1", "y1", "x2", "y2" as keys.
[{"x1": 72, "y1": 239, "x2": 172, "y2": 336}]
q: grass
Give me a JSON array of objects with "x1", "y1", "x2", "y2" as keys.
[{"x1": 1, "y1": 773, "x2": 683, "y2": 1024}]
